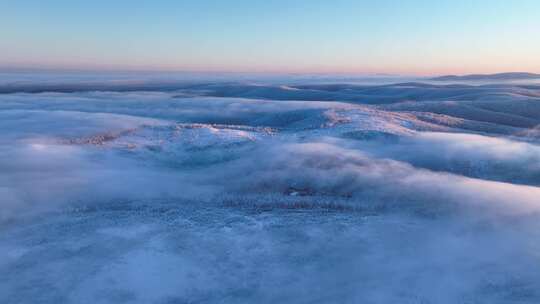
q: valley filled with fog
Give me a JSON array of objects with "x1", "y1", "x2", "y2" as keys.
[{"x1": 2, "y1": 74, "x2": 540, "y2": 303}]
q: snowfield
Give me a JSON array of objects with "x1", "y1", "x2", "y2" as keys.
[{"x1": 2, "y1": 75, "x2": 540, "y2": 303}]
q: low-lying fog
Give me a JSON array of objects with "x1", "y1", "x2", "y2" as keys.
[{"x1": 2, "y1": 74, "x2": 540, "y2": 303}]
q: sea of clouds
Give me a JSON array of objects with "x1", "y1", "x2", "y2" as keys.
[{"x1": 2, "y1": 75, "x2": 540, "y2": 303}]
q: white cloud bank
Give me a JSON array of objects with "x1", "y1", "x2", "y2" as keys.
[{"x1": 2, "y1": 81, "x2": 540, "y2": 303}]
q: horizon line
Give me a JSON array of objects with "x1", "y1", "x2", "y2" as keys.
[{"x1": 1, "y1": 65, "x2": 540, "y2": 78}]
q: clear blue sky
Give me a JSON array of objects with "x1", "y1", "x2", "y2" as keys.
[{"x1": 1, "y1": 0, "x2": 539, "y2": 75}]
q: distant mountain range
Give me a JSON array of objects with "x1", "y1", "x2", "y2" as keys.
[{"x1": 431, "y1": 72, "x2": 540, "y2": 81}]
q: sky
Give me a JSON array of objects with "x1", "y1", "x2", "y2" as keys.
[{"x1": 1, "y1": 0, "x2": 539, "y2": 75}]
